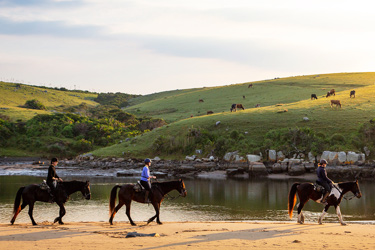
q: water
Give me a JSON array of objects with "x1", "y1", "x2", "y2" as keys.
[{"x1": 1, "y1": 175, "x2": 374, "y2": 224}]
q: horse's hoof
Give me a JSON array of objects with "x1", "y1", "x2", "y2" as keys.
[
  {"x1": 59, "y1": 222, "x2": 64, "y2": 225},
  {"x1": 32, "y1": 223, "x2": 37, "y2": 226},
  {"x1": 54, "y1": 218, "x2": 59, "y2": 223},
  {"x1": 341, "y1": 223, "x2": 347, "y2": 226}
]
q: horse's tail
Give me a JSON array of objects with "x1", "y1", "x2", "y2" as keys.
[
  {"x1": 11, "y1": 187, "x2": 25, "y2": 224},
  {"x1": 288, "y1": 183, "x2": 299, "y2": 219},
  {"x1": 109, "y1": 185, "x2": 121, "y2": 216}
]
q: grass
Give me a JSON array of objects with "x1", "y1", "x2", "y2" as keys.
[
  {"x1": 0, "y1": 82, "x2": 98, "y2": 121},
  {"x1": 93, "y1": 72, "x2": 375, "y2": 158}
]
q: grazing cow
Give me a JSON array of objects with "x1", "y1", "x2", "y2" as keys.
[
  {"x1": 199, "y1": 99, "x2": 204, "y2": 103},
  {"x1": 330, "y1": 100, "x2": 341, "y2": 108},
  {"x1": 231, "y1": 104, "x2": 245, "y2": 112},
  {"x1": 255, "y1": 104, "x2": 261, "y2": 108},
  {"x1": 326, "y1": 89, "x2": 335, "y2": 97},
  {"x1": 350, "y1": 90, "x2": 356, "y2": 98},
  {"x1": 243, "y1": 95, "x2": 245, "y2": 99},
  {"x1": 311, "y1": 94, "x2": 318, "y2": 100},
  {"x1": 248, "y1": 84, "x2": 253, "y2": 88},
  {"x1": 206, "y1": 111, "x2": 214, "y2": 115}
]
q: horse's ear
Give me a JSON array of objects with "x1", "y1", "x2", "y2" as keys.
[{"x1": 86, "y1": 180, "x2": 90, "y2": 185}]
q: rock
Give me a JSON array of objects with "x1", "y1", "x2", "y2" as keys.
[
  {"x1": 209, "y1": 156, "x2": 215, "y2": 161},
  {"x1": 246, "y1": 154, "x2": 262, "y2": 162},
  {"x1": 153, "y1": 156, "x2": 161, "y2": 161},
  {"x1": 308, "y1": 152, "x2": 316, "y2": 162},
  {"x1": 321, "y1": 151, "x2": 330, "y2": 161},
  {"x1": 216, "y1": 121, "x2": 221, "y2": 126},
  {"x1": 268, "y1": 150, "x2": 277, "y2": 162},
  {"x1": 249, "y1": 162, "x2": 268, "y2": 176},
  {"x1": 277, "y1": 151, "x2": 285, "y2": 161},
  {"x1": 226, "y1": 168, "x2": 245, "y2": 176},
  {"x1": 272, "y1": 163, "x2": 283, "y2": 173},
  {"x1": 234, "y1": 155, "x2": 245, "y2": 162},
  {"x1": 185, "y1": 155, "x2": 196, "y2": 161},
  {"x1": 224, "y1": 151, "x2": 239, "y2": 161},
  {"x1": 195, "y1": 149, "x2": 202, "y2": 154},
  {"x1": 288, "y1": 163, "x2": 306, "y2": 176},
  {"x1": 364, "y1": 147, "x2": 370, "y2": 156},
  {"x1": 126, "y1": 232, "x2": 159, "y2": 238},
  {"x1": 329, "y1": 152, "x2": 338, "y2": 162},
  {"x1": 338, "y1": 152, "x2": 346, "y2": 164},
  {"x1": 347, "y1": 151, "x2": 359, "y2": 164},
  {"x1": 303, "y1": 117, "x2": 309, "y2": 121}
]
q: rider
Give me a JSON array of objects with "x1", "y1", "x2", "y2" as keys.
[
  {"x1": 316, "y1": 159, "x2": 334, "y2": 205},
  {"x1": 140, "y1": 158, "x2": 156, "y2": 203},
  {"x1": 47, "y1": 157, "x2": 63, "y2": 202}
]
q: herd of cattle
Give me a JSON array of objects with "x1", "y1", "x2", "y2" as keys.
[{"x1": 198, "y1": 86, "x2": 356, "y2": 116}]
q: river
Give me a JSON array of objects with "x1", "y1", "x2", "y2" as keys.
[{"x1": 1, "y1": 173, "x2": 374, "y2": 225}]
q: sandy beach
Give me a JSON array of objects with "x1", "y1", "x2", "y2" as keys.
[{"x1": 0, "y1": 221, "x2": 374, "y2": 250}]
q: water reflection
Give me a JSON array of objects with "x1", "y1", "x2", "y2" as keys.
[{"x1": 0, "y1": 176, "x2": 374, "y2": 224}]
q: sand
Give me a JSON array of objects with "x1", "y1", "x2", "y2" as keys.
[{"x1": 0, "y1": 221, "x2": 374, "y2": 249}]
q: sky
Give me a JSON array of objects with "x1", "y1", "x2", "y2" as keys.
[{"x1": 1, "y1": 0, "x2": 375, "y2": 95}]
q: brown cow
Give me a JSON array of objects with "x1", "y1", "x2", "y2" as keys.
[
  {"x1": 199, "y1": 99, "x2": 204, "y2": 103},
  {"x1": 206, "y1": 111, "x2": 214, "y2": 115},
  {"x1": 326, "y1": 89, "x2": 335, "y2": 97},
  {"x1": 248, "y1": 83, "x2": 253, "y2": 88},
  {"x1": 231, "y1": 104, "x2": 245, "y2": 112},
  {"x1": 255, "y1": 103, "x2": 261, "y2": 108},
  {"x1": 350, "y1": 90, "x2": 355, "y2": 98},
  {"x1": 330, "y1": 100, "x2": 341, "y2": 108}
]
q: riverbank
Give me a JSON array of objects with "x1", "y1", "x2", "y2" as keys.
[{"x1": 0, "y1": 221, "x2": 374, "y2": 249}]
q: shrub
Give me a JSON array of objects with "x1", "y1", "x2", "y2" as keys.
[{"x1": 24, "y1": 99, "x2": 46, "y2": 110}]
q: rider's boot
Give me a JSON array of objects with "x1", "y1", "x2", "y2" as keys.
[
  {"x1": 144, "y1": 191, "x2": 149, "y2": 203},
  {"x1": 321, "y1": 192, "x2": 329, "y2": 205}
]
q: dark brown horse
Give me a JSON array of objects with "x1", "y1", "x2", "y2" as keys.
[
  {"x1": 109, "y1": 179, "x2": 187, "y2": 226},
  {"x1": 288, "y1": 180, "x2": 361, "y2": 225},
  {"x1": 230, "y1": 103, "x2": 245, "y2": 112},
  {"x1": 10, "y1": 180, "x2": 91, "y2": 225}
]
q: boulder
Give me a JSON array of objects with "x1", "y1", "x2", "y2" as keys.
[
  {"x1": 268, "y1": 150, "x2": 277, "y2": 162},
  {"x1": 153, "y1": 156, "x2": 161, "y2": 161},
  {"x1": 277, "y1": 151, "x2": 285, "y2": 161},
  {"x1": 328, "y1": 152, "x2": 338, "y2": 162},
  {"x1": 185, "y1": 155, "x2": 196, "y2": 161},
  {"x1": 272, "y1": 163, "x2": 283, "y2": 173},
  {"x1": 304, "y1": 162, "x2": 316, "y2": 172},
  {"x1": 226, "y1": 168, "x2": 245, "y2": 176},
  {"x1": 224, "y1": 151, "x2": 238, "y2": 161},
  {"x1": 288, "y1": 163, "x2": 306, "y2": 176},
  {"x1": 249, "y1": 162, "x2": 268, "y2": 176},
  {"x1": 347, "y1": 151, "x2": 359, "y2": 164},
  {"x1": 246, "y1": 154, "x2": 262, "y2": 162},
  {"x1": 234, "y1": 155, "x2": 245, "y2": 162},
  {"x1": 303, "y1": 117, "x2": 309, "y2": 121},
  {"x1": 321, "y1": 151, "x2": 330, "y2": 161},
  {"x1": 337, "y1": 152, "x2": 346, "y2": 164},
  {"x1": 308, "y1": 152, "x2": 315, "y2": 162}
]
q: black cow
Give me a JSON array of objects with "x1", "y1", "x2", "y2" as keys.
[
  {"x1": 350, "y1": 90, "x2": 355, "y2": 98},
  {"x1": 311, "y1": 94, "x2": 318, "y2": 100}
]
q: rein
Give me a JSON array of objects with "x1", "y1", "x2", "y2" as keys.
[
  {"x1": 153, "y1": 182, "x2": 183, "y2": 201},
  {"x1": 333, "y1": 184, "x2": 355, "y2": 201}
]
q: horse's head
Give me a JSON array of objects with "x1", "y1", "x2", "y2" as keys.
[
  {"x1": 352, "y1": 180, "x2": 362, "y2": 198},
  {"x1": 178, "y1": 179, "x2": 187, "y2": 197},
  {"x1": 81, "y1": 180, "x2": 91, "y2": 200}
]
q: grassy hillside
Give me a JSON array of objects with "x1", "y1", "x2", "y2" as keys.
[
  {"x1": 124, "y1": 73, "x2": 371, "y2": 123},
  {"x1": 94, "y1": 72, "x2": 375, "y2": 159},
  {"x1": 0, "y1": 82, "x2": 98, "y2": 121}
]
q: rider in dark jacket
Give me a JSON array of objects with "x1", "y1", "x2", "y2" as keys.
[
  {"x1": 47, "y1": 158, "x2": 63, "y2": 201},
  {"x1": 316, "y1": 159, "x2": 334, "y2": 205}
]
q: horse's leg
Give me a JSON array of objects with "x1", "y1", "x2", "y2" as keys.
[
  {"x1": 297, "y1": 200, "x2": 307, "y2": 224},
  {"x1": 125, "y1": 201, "x2": 136, "y2": 226},
  {"x1": 28, "y1": 202, "x2": 37, "y2": 226},
  {"x1": 109, "y1": 202, "x2": 124, "y2": 225},
  {"x1": 54, "y1": 203, "x2": 66, "y2": 225},
  {"x1": 335, "y1": 205, "x2": 346, "y2": 226},
  {"x1": 11, "y1": 202, "x2": 27, "y2": 225},
  {"x1": 318, "y1": 205, "x2": 330, "y2": 224},
  {"x1": 147, "y1": 202, "x2": 161, "y2": 225}
]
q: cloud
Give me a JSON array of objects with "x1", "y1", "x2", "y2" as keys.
[
  {"x1": 0, "y1": 0, "x2": 83, "y2": 7},
  {"x1": 0, "y1": 17, "x2": 105, "y2": 38}
]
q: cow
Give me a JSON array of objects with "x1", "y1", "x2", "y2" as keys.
[
  {"x1": 231, "y1": 104, "x2": 245, "y2": 112},
  {"x1": 330, "y1": 100, "x2": 341, "y2": 108},
  {"x1": 255, "y1": 104, "x2": 261, "y2": 108},
  {"x1": 199, "y1": 99, "x2": 204, "y2": 103},
  {"x1": 248, "y1": 84, "x2": 253, "y2": 88},
  {"x1": 311, "y1": 94, "x2": 318, "y2": 100},
  {"x1": 206, "y1": 111, "x2": 214, "y2": 115},
  {"x1": 350, "y1": 90, "x2": 356, "y2": 98},
  {"x1": 243, "y1": 95, "x2": 246, "y2": 99},
  {"x1": 326, "y1": 89, "x2": 335, "y2": 97}
]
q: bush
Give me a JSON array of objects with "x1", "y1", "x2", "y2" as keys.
[{"x1": 24, "y1": 99, "x2": 46, "y2": 110}]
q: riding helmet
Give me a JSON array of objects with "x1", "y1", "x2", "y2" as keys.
[
  {"x1": 320, "y1": 159, "x2": 328, "y2": 165},
  {"x1": 144, "y1": 158, "x2": 152, "y2": 164}
]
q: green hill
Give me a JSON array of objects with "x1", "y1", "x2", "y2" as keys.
[
  {"x1": 0, "y1": 82, "x2": 98, "y2": 121},
  {"x1": 93, "y1": 72, "x2": 375, "y2": 159}
]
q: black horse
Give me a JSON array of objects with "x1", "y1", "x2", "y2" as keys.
[
  {"x1": 288, "y1": 180, "x2": 362, "y2": 225},
  {"x1": 109, "y1": 179, "x2": 187, "y2": 226},
  {"x1": 11, "y1": 180, "x2": 91, "y2": 225}
]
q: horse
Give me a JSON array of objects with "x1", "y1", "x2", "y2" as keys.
[
  {"x1": 288, "y1": 180, "x2": 362, "y2": 225},
  {"x1": 326, "y1": 89, "x2": 335, "y2": 97},
  {"x1": 199, "y1": 99, "x2": 204, "y2": 103},
  {"x1": 330, "y1": 100, "x2": 341, "y2": 108},
  {"x1": 248, "y1": 83, "x2": 253, "y2": 88},
  {"x1": 109, "y1": 179, "x2": 187, "y2": 226},
  {"x1": 230, "y1": 103, "x2": 245, "y2": 112},
  {"x1": 350, "y1": 90, "x2": 356, "y2": 98},
  {"x1": 311, "y1": 94, "x2": 318, "y2": 100},
  {"x1": 206, "y1": 111, "x2": 214, "y2": 115},
  {"x1": 10, "y1": 180, "x2": 91, "y2": 226}
]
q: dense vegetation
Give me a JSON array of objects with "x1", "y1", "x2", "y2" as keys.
[{"x1": 94, "y1": 92, "x2": 139, "y2": 108}]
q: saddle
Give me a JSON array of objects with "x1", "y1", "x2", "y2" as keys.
[
  {"x1": 133, "y1": 181, "x2": 144, "y2": 193},
  {"x1": 39, "y1": 180, "x2": 51, "y2": 191},
  {"x1": 314, "y1": 182, "x2": 325, "y2": 194}
]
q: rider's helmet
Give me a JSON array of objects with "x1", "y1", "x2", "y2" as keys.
[
  {"x1": 144, "y1": 158, "x2": 152, "y2": 164},
  {"x1": 320, "y1": 159, "x2": 328, "y2": 165}
]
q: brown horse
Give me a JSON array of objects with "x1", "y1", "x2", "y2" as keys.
[
  {"x1": 326, "y1": 89, "x2": 335, "y2": 97},
  {"x1": 288, "y1": 180, "x2": 362, "y2": 225},
  {"x1": 109, "y1": 179, "x2": 187, "y2": 226},
  {"x1": 10, "y1": 180, "x2": 91, "y2": 225},
  {"x1": 230, "y1": 103, "x2": 245, "y2": 112}
]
